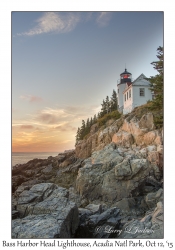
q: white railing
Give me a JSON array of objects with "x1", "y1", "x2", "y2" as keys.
[{"x1": 117, "y1": 78, "x2": 134, "y2": 84}]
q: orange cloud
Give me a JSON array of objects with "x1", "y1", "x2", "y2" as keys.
[
  {"x1": 20, "y1": 125, "x2": 34, "y2": 129},
  {"x1": 38, "y1": 113, "x2": 58, "y2": 124},
  {"x1": 12, "y1": 104, "x2": 99, "y2": 152}
]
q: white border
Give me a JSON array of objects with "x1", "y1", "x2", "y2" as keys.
[{"x1": 1, "y1": 1, "x2": 175, "y2": 248}]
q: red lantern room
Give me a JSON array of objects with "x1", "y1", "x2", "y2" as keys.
[{"x1": 120, "y1": 68, "x2": 132, "y2": 83}]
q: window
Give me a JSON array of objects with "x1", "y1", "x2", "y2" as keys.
[
  {"x1": 129, "y1": 89, "x2": 131, "y2": 98},
  {"x1": 127, "y1": 92, "x2": 128, "y2": 100},
  {"x1": 118, "y1": 89, "x2": 119, "y2": 93},
  {"x1": 140, "y1": 88, "x2": 145, "y2": 96},
  {"x1": 125, "y1": 94, "x2": 126, "y2": 101}
]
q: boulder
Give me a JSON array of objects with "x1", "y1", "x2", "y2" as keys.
[
  {"x1": 130, "y1": 159, "x2": 148, "y2": 176},
  {"x1": 90, "y1": 123, "x2": 99, "y2": 134},
  {"x1": 120, "y1": 202, "x2": 163, "y2": 239},
  {"x1": 12, "y1": 183, "x2": 79, "y2": 238},
  {"x1": 145, "y1": 188, "x2": 163, "y2": 209},
  {"x1": 12, "y1": 212, "x2": 78, "y2": 238},
  {"x1": 138, "y1": 113, "x2": 155, "y2": 130},
  {"x1": 85, "y1": 204, "x2": 103, "y2": 214},
  {"x1": 76, "y1": 145, "x2": 152, "y2": 205},
  {"x1": 147, "y1": 151, "x2": 160, "y2": 165},
  {"x1": 114, "y1": 160, "x2": 132, "y2": 180},
  {"x1": 75, "y1": 207, "x2": 121, "y2": 238},
  {"x1": 114, "y1": 198, "x2": 136, "y2": 215},
  {"x1": 17, "y1": 183, "x2": 57, "y2": 210},
  {"x1": 41, "y1": 164, "x2": 53, "y2": 173},
  {"x1": 143, "y1": 130, "x2": 162, "y2": 146},
  {"x1": 75, "y1": 118, "x2": 124, "y2": 159},
  {"x1": 12, "y1": 175, "x2": 27, "y2": 193},
  {"x1": 112, "y1": 131, "x2": 134, "y2": 147},
  {"x1": 55, "y1": 159, "x2": 83, "y2": 189},
  {"x1": 147, "y1": 145, "x2": 157, "y2": 152}
]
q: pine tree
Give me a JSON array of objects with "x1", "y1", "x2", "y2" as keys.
[
  {"x1": 86, "y1": 118, "x2": 90, "y2": 129},
  {"x1": 97, "y1": 112, "x2": 101, "y2": 119},
  {"x1": 110, "y1": 89, "x2": 118, "y2": 111},
  {"x1": 105, "y1": 96, "x2": 110, "y2": 113},
  {"x1": 100, "y1": 99, "x2": 107, "y2": 117},
  {"x1": 80, "y1": 120, "x2": 86, "y2": 139},
  {"x1": 93, "y1": 114, "x2": 97, "y2": 123},
  {"x1": 90, "y1": 117, "x2": 93, "y2": 126},
  {"x1": 148, "y1": 46, "x2": 163, "y2": 109},
  {"x1": 75, "y1": 127, "x2": 81, "y2": 144}
]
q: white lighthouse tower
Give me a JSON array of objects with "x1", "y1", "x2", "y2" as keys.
[{"x1": 117, "y1": 68, "x2": 132, "y2": 113}]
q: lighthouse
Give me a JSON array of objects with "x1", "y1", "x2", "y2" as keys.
[{"x1": 117, "y1": 68, "x2": 132, "y2": 113}]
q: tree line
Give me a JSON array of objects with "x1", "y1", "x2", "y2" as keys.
[
  {"x1": 148, "y1": 46, "x2": 163, "y2": 109},
  {"x1": 75, "y1": 89, "x2": 118, "y2": 143},
  {"x1": 75, "y1": 45, "x2": 163, "y2": 144}
]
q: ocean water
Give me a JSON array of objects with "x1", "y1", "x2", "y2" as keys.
[{"x1": 12, "y1": 152, "x2": 59, "y2": 167}]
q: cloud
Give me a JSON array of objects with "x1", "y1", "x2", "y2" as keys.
[
  {"x1": 35, "y1": 107, "x2": 67, "y2": 125},
  {"x1": 13, "y1": 105, "x2": 100, "y2": 131},
  {"x1": 96, "y1": 12, "x2": 112, "y2": 27},
  {"x1": 20, "y1": 95, "x2": 43, "y2": 102},
  {"x1": 12, "y1": 103, "x2": 101, "y2": 152},
  {"x1": 54, "y1": 123, "x2": 76, "y2": 132},
  {"x1": 17, "y1": 12, "x2": 80, "y2": 36},
  {"x1": 63, "y1": 105, "x2": 98, "y2": 115},
  {"x1": 20, "y1": 125, "x2": 34, "y2": 129},
  {"x1": 38, "y1": 113, "x2": 58, "y2": 124}
]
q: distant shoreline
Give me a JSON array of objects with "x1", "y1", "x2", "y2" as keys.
[{"x1": 12, "y1": 152, "x2": 60, "y2": 167}]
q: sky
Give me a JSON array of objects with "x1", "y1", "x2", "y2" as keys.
[{"x1": 12, "y1": 11, "x2": 163, "y2": 152}]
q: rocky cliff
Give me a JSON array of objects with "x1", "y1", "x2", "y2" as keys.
[{"x1": 12, "y1": 109, "x2": 163, "y2": 239}]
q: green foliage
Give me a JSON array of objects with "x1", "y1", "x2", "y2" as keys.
[
  {"x1": 97, "y1": 110, "x2": 121, "y2": 127},
  {"x1": 110, "y1": 89, "x2": 118, "y2": 111},
  {"x1": 147, "y1": 46, "x2": 163, "y2": 110},
  {"x1": 99, "y1": 89, "x2": 118, "y2": 118},
  {"x1": 75, "y1": 89, "x2": 119, "y2": 144},
  {"x1": 138, "y1": 46, "x2": 163, "y2": 128},
  {"x1": 76, "y1": 45, "x2": 164, "y2": 144},
  {"x1": 153, "y1": 112, "x2": 163, "y2": 129}
]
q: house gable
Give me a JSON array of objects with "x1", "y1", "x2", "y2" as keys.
[
  {"x1": 122, "y1": 73, "x2": 152, "y2": 114},
  {"x1": 132, "y1": 73, "x2": 150, "y2": 86}
]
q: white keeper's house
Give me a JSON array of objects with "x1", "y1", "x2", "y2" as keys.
[{"x1": 117, "y1": 68, "x2": 153, "y2": 114}]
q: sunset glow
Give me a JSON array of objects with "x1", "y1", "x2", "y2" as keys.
[{"x1": 12, "y1": 11, "x2": 163, "y2": 152}]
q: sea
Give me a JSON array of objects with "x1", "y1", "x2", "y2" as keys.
[{"x1": 12, "y1": 152, "x2": 59, "y2": 167}]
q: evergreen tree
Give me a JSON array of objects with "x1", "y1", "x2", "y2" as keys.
[
  {"x1": 105, "y1": 95, "x2": 110, "y2": 113},
  {"x1": 100, "y1": 99, "x2": 107, "y2": 117},
  {"x1": 85, "y1": 118, "x2": 91, "y2": 135},
  {"x1": 80, "y1": 120, "x2": 86, "y2": 139},
  {"x1": 97, "y1": 112, "x2": 101, "y2": 119},
  {"x1": 90, "y1": 117, "x2": 93, "y2": 126},
  {"x1": 93, "y1": 114, "x2": 97, "y2": 123},
  {"x1": 86, "y1": 118, "x2": 90, "y2": 129},
  {"x1": 75, "y1": 127, "x2": 81, "y2": 144},
  {"x1": 110, "y1": 89, "x2": 118, "y2": 111},
  {"x1": 148, "y1": 46, "x2": 163, "y2": 109}
]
